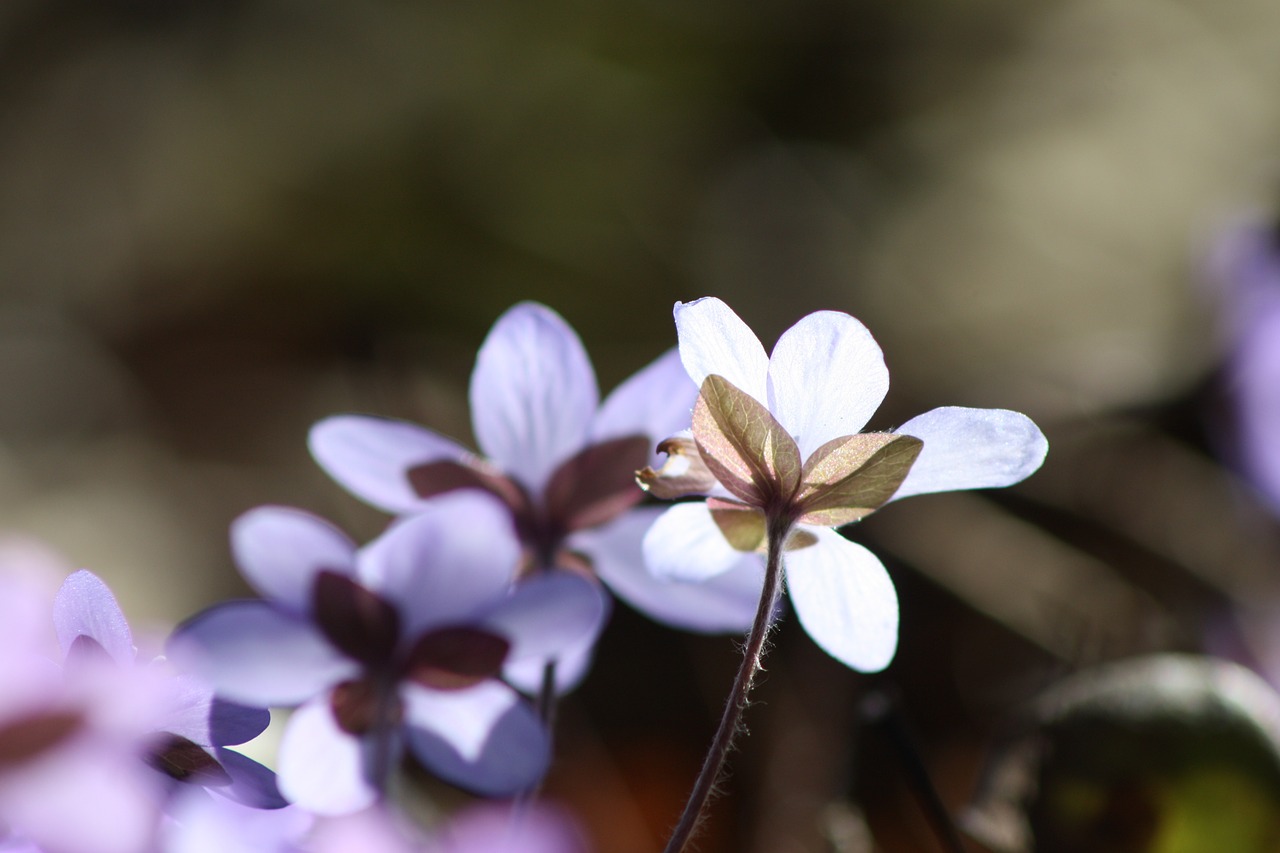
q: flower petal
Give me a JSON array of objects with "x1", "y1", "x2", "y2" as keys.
[
  {"x1": 502, "y1": 625, "x2": 599, "y2": 696},
  {"x1": 231, "y1": 507, "x2": 359, "y2": 614},
  {"x1": 161, "y1": 674, "x2": 270, "y2": 747},
  {"x1": 784, "y1": 528, "x2": 898, "y2": 672},
  {"x1": 674, "y1": 298, "x2": 770, "y2": 404},
  {"x1": 577, "y1": 509, "x2": 763, "y2": 633},
  {"x1": 436, "y1": 804, "x2": 588, "y2": 853},
  {"x1": 592, "y1": 348, "x2": 699, "y2": 460},
  {"x1": 213, "y1": 746, "x2": 289, "y2": 809},
  {"x1": 278, "y1": 696, "x2": 380, "y2": 815},
  {"x1": 889, "y1": 407, "x2": 1048, "y2": 502},
  {"x1": 403, "y1": 682, "x2": 549, "y2": 796},
  {"x1": 52, "y1": 570, "x2": 134, "y2": 667},
  {"x1": 643, "y1": 502, "x2": 757, "y2": 583},
  {"x1": 482, "y1": 572, "x2": 607, "y2": 665},
  {"x1": 356, "y1": 492, "x2": 521, "y2": 635},
  {"x1": 168, "y1": 602, "x2": 358, "y2": 707},
  {"x1": 309, "y1": 415, "x2": 471, "y2": 514},
  {"x1": 766, "y1": 311, "x2": 888, "y2": 459},
  {"x1": 469, "y1": 302, "x2": 599, "y2": 495}
]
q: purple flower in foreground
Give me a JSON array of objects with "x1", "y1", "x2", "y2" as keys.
[
  {"x1": 169, "y1": 492, "x2": 604, "y2": 815},
  {"x1": 309, "y1": 302, "x2": 765, "y2": 691},
  {"x1": 640, "y1": 297, "x2": 1048, "y2": 672},
  {"x1": 53, "y1": 570, "x2": 285, "y2": 809}
]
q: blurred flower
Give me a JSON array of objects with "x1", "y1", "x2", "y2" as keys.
[
  {"x1": 53, "y1": 569, "x2": 285, "y2": 810},
  {"x1": 169, "y1": 492, "x2": 603, "y2": 814},
  {"x1": 428, "y1": 803, "x2": 589, "y2": 853},
  {"x1": 310, "y1": 302, "x2": 764, "y2": 693},
  {"x1": 641, "y1": 297, "x2": 1048, "y2": 672}
]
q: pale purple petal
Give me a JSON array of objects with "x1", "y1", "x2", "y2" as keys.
[
  {"x1": 673, "y1": 297, "x2": 769, "y2": 403},
  {"x1": 160, "y1": 674, "x2": 269, "y2": 746},
  {"x1": 53, "y1": 570, "x2": 134, "y2": 666},
  {"x1": 168, "y1": 602, "x2": 358, "y2": 707},
  {"x1": 307, "y1": 807, "x2": 424, "y2": 853},
  {"x1": 278, "y1": 696, "x2": 381, "y2": 815},
  {"x1": 164, "y1": 792, "x2": 311, "y2": 853},
  {"x1": 309, "y1": 415, "x2": 470, "y2": 515},
  {"x1": 469, "y1": 302, "x2": 599, "y2": 494},
  {"x1": 482, "y1": 573, "x2": 607, "y2": 665},
  {"x1": 403, "y1": 682, "x2": 549, "y2": 796},
  {"x1": 356, "y1": 492, "x2": 520, "y2": 635},
  {"x1": 434, "y1": 804, "x2": 588, "y2": 853},
  {"x1": 231, "y1": 506, "x2": 359, "y2": 614},
  {"x1": 214, "y1": 746, "x2": 289, "y2": 809},
  {"x1": 592, "y1": 348, "x2": 699, "y2": 464},
  {"x1": 766, "y1": 311, "x2": 888, "y2": 459},
  {"x1": 642, "y1": 502, "x2": 752, "y2": 582},
  {"x1": 889, "y1": 407, "x2": 1048, "y2": 502},
  {"x1": 784, "y1": 528, "x2": 898, "y2": 673},
  {"x1": 576, "y1": 508, "x2": 763, "y2": 633},
  {"x1": 502, "y1": 623, "x2": 601, "y2": 696}
]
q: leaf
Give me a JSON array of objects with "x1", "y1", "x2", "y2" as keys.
[
  {"x1": 692, "y1": 374, "x2": 802, "y2": 508},
  {"x1": 796, "y1": 433, "x2": 923, "y2": 525}
]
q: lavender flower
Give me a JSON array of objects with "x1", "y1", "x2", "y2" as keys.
[
  {"x1": 309, "y1": 302, "x2": 765, "y2": 691},
  {"x1": 640, "y1": 297, "x2": 1048, "y2": 672},
  {"x1": 169, "y1": 492, "x2": 604, "y2": 814},
  {"x1": 53, "y1": 570, "x2": 285, "y2": 809}
]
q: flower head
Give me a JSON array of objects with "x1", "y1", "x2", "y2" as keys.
[
  {"x1": 641, "y1": 297, "x2": 1048, "y2": 672},
  {"x1": 169, "y1": 492, "x2": 604, "y2": 814}
]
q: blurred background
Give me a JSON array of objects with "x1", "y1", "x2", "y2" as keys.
[{"x1": 5, "y1": 0, "x2": 1280, "y2": 850}]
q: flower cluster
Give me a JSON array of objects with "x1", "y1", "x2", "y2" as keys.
[{"x1": 0, "y1": 298, "x2": 1045, "y2": 852}]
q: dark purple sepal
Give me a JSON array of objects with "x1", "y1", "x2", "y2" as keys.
[
  {"x1": 404, "y1": 627, "x2": 511, "y2": 691},
  {"x1": 311, "y1": 571, "x2": 400, "y2": 667},
  {"x1": 543, "y1": 435, "x2": 651, "y2": 533}
]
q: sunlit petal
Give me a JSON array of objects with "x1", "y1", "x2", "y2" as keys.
[
  {"x1": 674, "y1": 298, "x2": 769, "y2": 403},
  {"x1": 231, "y1": 506, "x2": 358, "y2": 614},
  {"x1": 278, "y1": 696, "x2": 380, "y2": 815},
  {"x1": 889, "y1": 407, "x2": 1048, "y2": 501},
  {"x1": 642, "y1": 502, "x2": 754, "y2": 583}
]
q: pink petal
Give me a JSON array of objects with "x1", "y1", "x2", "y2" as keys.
[
  {"x1": 673, "y1": 298, "x2": 769, "y2": 404},
  {"x1": 309, "y1": 415, "x2": 470, "y2": 514},
  {"x1": 577, "y1": 508, "x2": 763, "y2": 633},
  {"x1": 642, "y1": 502, "x2": 758, "y2": 583},
  {"x1": 469, "y1": 303, "x2": 599, "y2": 495},
  {"x1": 784, "y1": 528, "x2": 898, "y2": 672},
  {"x1": 889, "y1": 407, "x2": 1048, "y2": 502},
  {"x1": 278, "y1": 696, "x2": 381, "y2": 815},
  {"x1": 231, "y1": 506, "x2": 359, "y2": 614},
  {"x1": 766, "y1": 311, "x2": 888, "y2": 459}
]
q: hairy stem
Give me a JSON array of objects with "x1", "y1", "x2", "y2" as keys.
[{"x1": 662, "y1": 515, "x2": 791, "y2": 853}]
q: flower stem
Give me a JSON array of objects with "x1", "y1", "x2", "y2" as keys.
[{"x1": 662, "y1": 515, "x2": 791, "y2": 853}]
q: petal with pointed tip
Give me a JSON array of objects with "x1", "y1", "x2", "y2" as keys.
[
  {"x1": 356, "y1": 493, "x2": 520, "y2": 636},
  {"x1": 469, "y1": 302, "x2": 599, "y2": 495},
  {"x1": 643, "y1": 502, "x2": 756, "y2": 583},
  {"x1": 674, "y1": 298, "x2": 770, "y2": 403},
  {"x1": 784, "y1": 528, "x2": 898, "y2": 673},
  {"x1": 231, "y1": 507, "x2": 358, "y2": 614},
  {"x1": 403, "y1": 682, "x2": 549, "y2": 796},
  {"x1": 577, "y1": 508, "x2": 763, "y2": 633},
  {"x1": 278, "y1": 696, "x2": 380, "y2": 815},
  {"x1": 52, "y1": 570, "x2": 134, "y2": 667},
  {"x1": 766, "y1": 311, "x2": 888, "y2": 459},
  {"x1": 889, "y1": 407, "x2": 1048, "y2": 502},
  {"x1": 169, "y1": 602, "x2": 358, "y2": 707},
  {"x1": 693, "y1": 374, "x2": 803, "y2": 506},
  {"x1": 309, "y1": 415, "x2": 470, "y2": 514}
]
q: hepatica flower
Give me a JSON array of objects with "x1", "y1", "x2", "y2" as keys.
[
  {"x1": 640, "y1": 297, "x2": 1049, "y2": 672},
  {"x1": 309, "y1": 302, "x2": 766, "y2": 689},
  {"x1": 169, "y1": 492, "x2": 603, "y2": 815}
]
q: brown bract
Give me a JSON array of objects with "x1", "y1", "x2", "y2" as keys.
[
  {"x1": 407, "y1": 435, "x2": 651, "y2": 574},
  {"x1": 641, "y1": 374, "x2": 923, "y2": 551}
]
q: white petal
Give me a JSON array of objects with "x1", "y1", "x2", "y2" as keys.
[
  {"x1": 642, "y1": 502, "x2": 754, "y2": 583},
  {"x1": 766, "y1": 311, "x2": 888, "y2": 459},
  {"x1": 308, "y1": 415, "x2": 470, "y2": 514},
  {"x1": 231, "y1": 506, "x2": 358, "y2": 613},
  {"x1": 403, "y1": 682, "x2": 549, "y2": 795},
  {"x1": 592, "y1": 348, "x2": 699, "y2": 463},
  {"x1": 577, "y1": 509, "x2": 763, "y2": 633},
  {"x1": 278, "y1": 696, "x2": 381, "y2": 815},
  {"x1": 356, "y1": 492, "x2": 521, "y2": 635},
  {"x1": 673, "y1": 298, "x2": 769, "y2": 404},
  {"x1": 784, "y1": 528, "x2": 898, "y2": 672},
  {"x1": 469, "y1": 302, "x2": 599, "y2": 494},
  {"x1": 482, "y1": 572, "x2": 607, "y2": 664},
  {"x1": 890, "y1": 407, "x2": 1048, "y2": 502}
]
